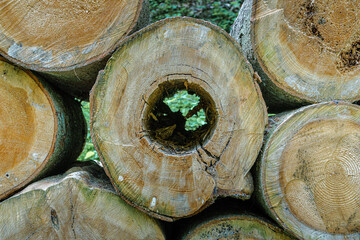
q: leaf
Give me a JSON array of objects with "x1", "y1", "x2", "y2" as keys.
[{"x1": 85, "y1": 151, "x2": 95, "y2": 160}]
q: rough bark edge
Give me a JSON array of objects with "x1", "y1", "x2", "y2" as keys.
[
  {"x1": 89, "y1": 16, "x2": 267, "y2": 222},
  {"x1": 253, "y1": 101, "x2": 360, "y2": 239},
  {"x1": 230, "y1": 0, "x2": 317, "y2": 112},
  {"x1": 0, "y1": 60, "x2": 86, "y2": 200}
]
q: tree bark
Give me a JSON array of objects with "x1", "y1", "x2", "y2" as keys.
[
  {"x1": 0, "y1": 161, "x2": 165, "y2": 240},
  {"x1": 0, "y1": 58, "x2": 86, "y2": 200},
  {"x1": 0, "y1": 0, "x2": 149, "y2": 99},
  {"x1": 90, "y1": 17, "x2": 268, "y2": 221},
  {"x1": 255, "y1": 101, "x2": 360, "y2": 239},
  {"x1": 231, "y1": 0, "x2": 360, "y2": 111}
]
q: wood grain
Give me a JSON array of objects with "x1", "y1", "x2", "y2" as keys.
[
  {"x1": 0, "y1": 58, "x2": 86, "y2": 200},
  {"x1": 90, "y1": 17, "x2": 268, "y2": 221},
  {"x1": 0, "y1": 162, "x2": 165, "y2": 239},
  {"x1": 231, "y1": 0, "x2": 360, "y2": 110},
  {"x1": 257, "y1": 102, "x2": 360, "y2": 239}
]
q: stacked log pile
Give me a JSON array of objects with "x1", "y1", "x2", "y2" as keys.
[{"x1": 0, "y1": 0, "x2": 359, "y2": 239}]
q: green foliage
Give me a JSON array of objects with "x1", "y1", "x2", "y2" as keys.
[
  {"x1": 77, "y1": 102, "x2": 99, "y2": 162},
  {"x1": 163, "y1": 90, "x2": 207, "y2": 131},
  {"x1": 164, "y1": 90, "x2": 200, "y2": 116},
  {"x1": 185, "y1": 109, "x2": 207, "y2": 131},
  {"x1": 149, "y1": 0, "x2": 242, "y2": 32}
]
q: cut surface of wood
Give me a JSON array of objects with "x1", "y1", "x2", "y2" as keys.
[
  {"x1": 0, "y1": 162, "x2": 165, "y2": 240},
  {"x1": 90, "y1": 17, "x2": 268, "y2": 221},
  {"x1": 0, "y1": 59, "x2": 86, "y2": 200},
  {"x1": 259, "y1": 102, "x2": 360, "y2": 239},
  {"x1": 181, "y1": 213, "x2": 294, "y2": 240},
  {"x1": 0, "y1": 0, "x2": 142, "y2": 70},
  {"x1": 231, "y1": 0, "x2": 360, "y2": 109},
  {"x1": 0, "y1": 0, "x2": 148, "y2": 99}
]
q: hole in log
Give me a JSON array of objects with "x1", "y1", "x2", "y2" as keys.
[{"x1": 143, "y1": 79, "x2": 217, "y2": 154}]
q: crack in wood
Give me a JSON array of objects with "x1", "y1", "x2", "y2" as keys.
[{"x1": 68, "y1": 183, "x2": 77, "y2": 239}]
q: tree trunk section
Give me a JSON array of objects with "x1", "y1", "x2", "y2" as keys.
[
  {"x1": 0, "y1": 58, "x2": 86, "y2": 200},
  {"x1": 0, "y1": 0, "x2": 149, "y2": 99},
  {"x1": 179, "y1": 212, "x2": 294, "y2": 239},
  {"x1": 255, "y1": 101, "x2": 360, "y2": 239},
  {"x1": 90, "y1": 17, "x2": 268, "y2": 221},
  {"x1": 231, "y1": 0, "x2": 360, "y2": 111},
  {"x1": 0, "y1": 161, "x2": 165, "y2": 240}
]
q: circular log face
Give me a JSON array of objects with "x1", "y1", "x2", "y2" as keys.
[
  {"x1": 252, "y1": 0, "x2": 360, "y2": 102},
  {"x1": 0, "y1": 60, "x2": 56, "y2": 199},
  {"x1": 0, "y1": 0, "x2": 142, "y2": 69},
  {"x1": 183, "y1": 215, "x2": 294, "y2": 240},
  {"x1": 262, "y1": 102, "x2": 360, "y2": 238},
  {"x1": 90, "y1": 17, "x2": 267, "y2": 220}
]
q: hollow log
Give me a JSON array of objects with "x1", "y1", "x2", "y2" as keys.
[
  {"x1": 0, "y1": 0, "x2": 149, "y2": 99},
  {"x1": 256, "y1": 101, "x2": 360, "y2": 239},
  {"x1": 0, "y1": 58, "x2": 86, "y2": 200},
  {"x1": 90, "y1": 17, "x2": 268, "y2": 221},
  {"x1": 231, "y1": 0, "x2": 360, "y2": 111},
  {"x1": 0, "y1": 161, "x2": 165, "y2": 239}
]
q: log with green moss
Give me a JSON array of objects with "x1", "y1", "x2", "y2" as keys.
[
  {"x1": 231, "y1": 0, "x2": 360, "y2": 111},
  {"x1": 90, "y1": 17, "x2": 268, "y2": 221},
  {"x1": 0, "y1": 162, "x2": 165, "y2": 239},
  {"x1": 256, "y1": 102, "x2": 360, "y2": 239},
  {"x1": 0, "y1": 0, "x2": 149, "y2": 99},
  {"x1": 0, "y1": 58, "x2": 86, "y2": 200}
]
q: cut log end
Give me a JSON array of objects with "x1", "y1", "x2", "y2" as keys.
[
  {"x1": 91, "y1": 17, "x2": 267, "y2": 221},
  {"x1": 232, "y1": 0, "x2": 360, "y2": 109},
  {"x1": 281, "y1": 119, "x2": 360, "y2": 234},
  {"x1": 0, "y1": 162, "x2": 165, "y2": 239},
  {"x1": 181, "y1": 214, "x2": 294, "y2": 240},
  {"x1": 255, "y1": 0, "x2": 360, "y2": 101},
  {"x1": 260, "y1": 102, "x2": 360, "y2": 238},
  {"x1": 0, "y1": 59, "x2": 56, "y2": 199},
  {"x1": 0, "y1": 58, "x2": 86, "y2": 200},
  {"x1": 282, "y1": 0, "x2": 360, "y2": 73},
  {"x1": 0, "y1": 0, "x2": 144, "y2": 70}
]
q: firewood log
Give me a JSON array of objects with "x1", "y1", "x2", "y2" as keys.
[{"x1": 90, "y1": 17, "x2": 268, "y2": 221}]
